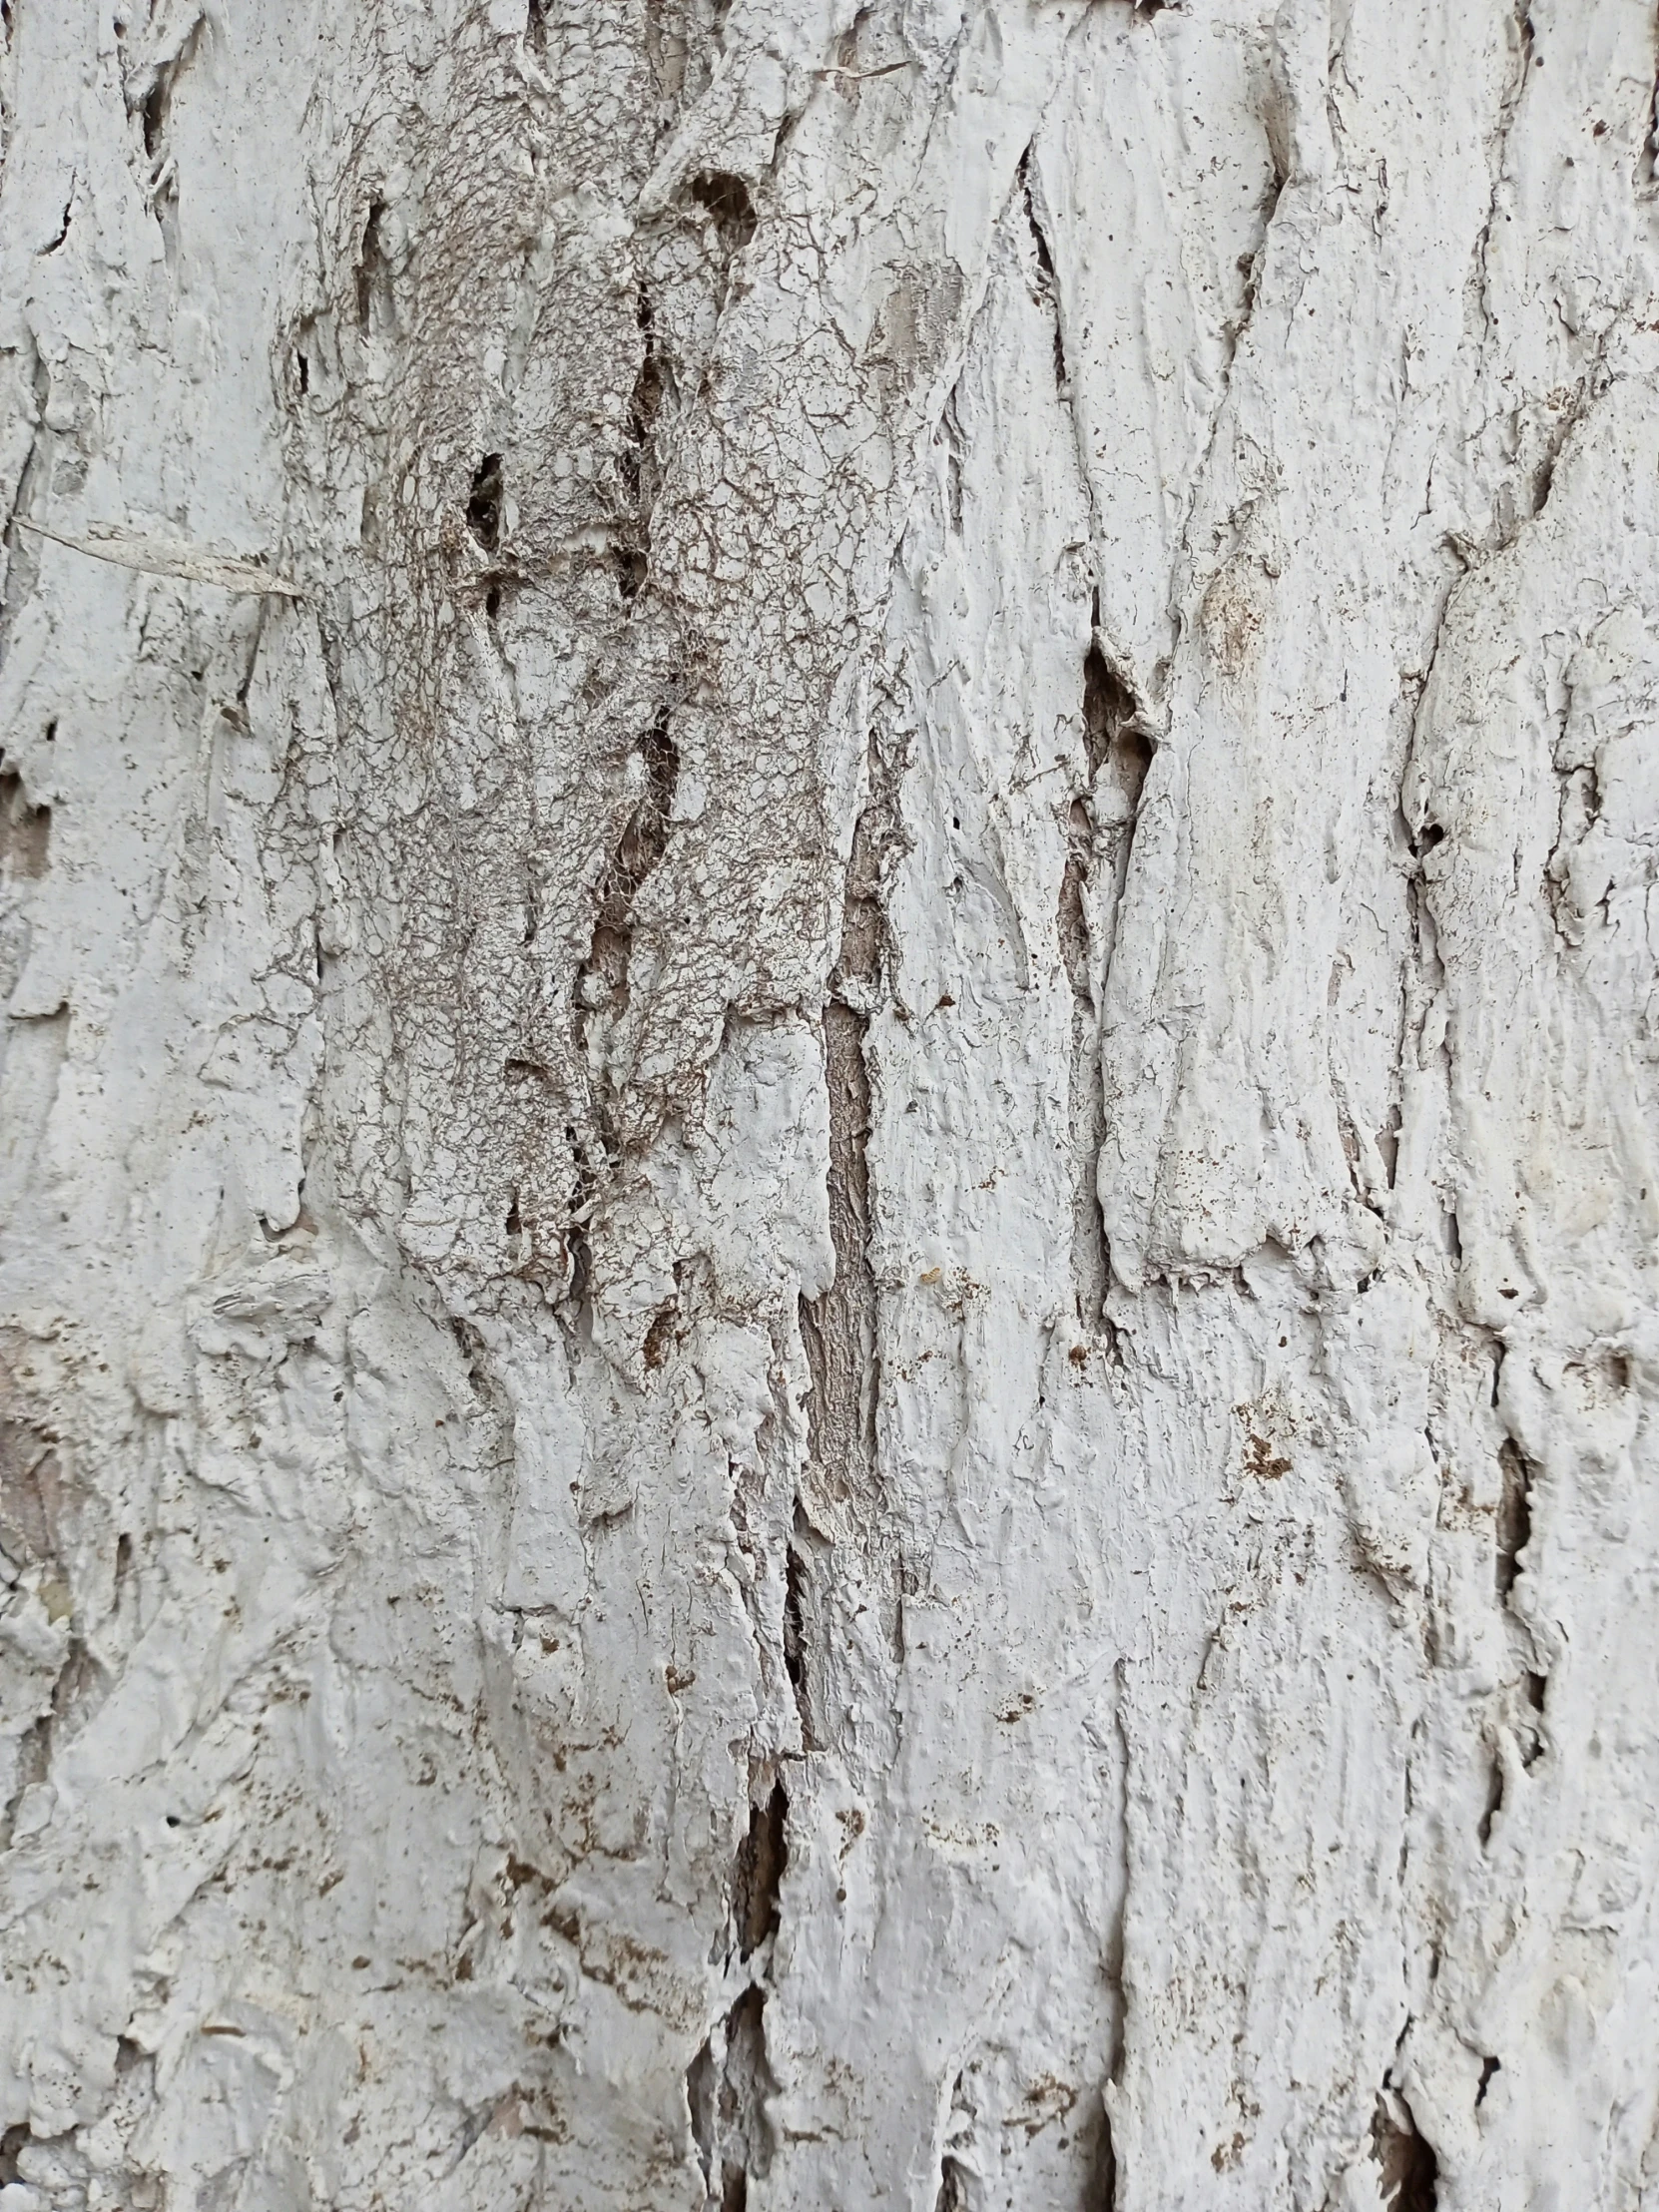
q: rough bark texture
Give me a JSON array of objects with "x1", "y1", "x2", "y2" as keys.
[{"x1": 2, "y1": 1, "x2": 1658, "y2": 2207}]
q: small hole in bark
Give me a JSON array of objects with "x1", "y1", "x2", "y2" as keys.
[
  {"x1": 1495, "y1": 1439, "x2": 1532, "y2": 1598},
  {"x1": 688, "y1": 2035, "x2": 717, "y2": 2190},
  {"x1": 733, "y1": 1781, "x2": 788, "y2": 1957},
  {"x1": 1372, "y1": 2092, "x2": 1439, "y2": 2210},
  {"x1": 1476, "y1": 1750, "x2": 1503, "y2": 1844},
  {"x1": 355, "y1": 201, "x2": 387, "y2": 326},
  {"x1": 689, "y1": 171, "x2": 758, "y2": 254},
  {"x1": 783, "y1": 1546, "x2": 806, "y2": 1690},
  {"x1": 141, "y1": 77, "x2": 167, "y2": 160},
  {"x1": 613, "y1": 543, "x2": 648, "y2": 599},
  {"x1": 1090, "y1": 2098, "x2": 1118, "y2": 2208},
  {"x1": 0, "y1": 765, "x2": 51, "y2": 878},
  {"x1": 1475, "y1": 2055, "x2": 1499, "y2": 2106},
  {"x1": 642, "y1": 1304, "x2": 677, "y2": 1370},
  {"x1": 296, "y1": 352, "x2": 308, "y2": 394},
  {"x1": 621, "y1": 286, "x2": 664, "y2": 518},
  {"x1": 1083, "y1": 642, "x2": 1150, "y2": 793},
  {"x1": 485, "y1": 584, "x2": 501, "y2": 621},
  {"x1": 467, "y1": 454, "x2": 503, "y2": 551},
  {"x1": 934, "y1": 2156, "x2": 970, "y2": 2211}
]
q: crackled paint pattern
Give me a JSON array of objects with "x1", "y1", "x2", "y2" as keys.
[{"x1": 2, "y1": 0, "x2": 1659, "y2": 2207}]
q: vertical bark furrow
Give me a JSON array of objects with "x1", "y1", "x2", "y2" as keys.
[{"x1": 2, "y1": 4, "x2": 1657, "y2": 2207}]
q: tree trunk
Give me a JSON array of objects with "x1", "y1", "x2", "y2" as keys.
[{"x1": 2, "y1": 1, "x2": 1657, "y2": 2206}]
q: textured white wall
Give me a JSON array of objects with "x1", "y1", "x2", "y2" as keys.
[{"x1": 2, "y1": 1, "x2": 1657, "y2": 2207}]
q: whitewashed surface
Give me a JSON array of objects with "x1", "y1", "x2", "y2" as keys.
[{"x1": 2, "y1": 1, "x2": 1658, "y2": 2206}]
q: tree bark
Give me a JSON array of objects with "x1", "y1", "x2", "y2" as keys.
[{"x1": 2, "y1": 1, "x2": 1657, "y2": 2206}]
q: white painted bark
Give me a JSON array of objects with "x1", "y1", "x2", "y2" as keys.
[{"x1": 2, "y1": 0, "x2": 1657, "y2": 2206}]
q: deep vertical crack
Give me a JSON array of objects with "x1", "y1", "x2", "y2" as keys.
[
  {"x1": 799, "y1": 728, "x2": 901, "y2": 1647},
  {"x1": 732, "y1": 1780, "x2": 788, "y2": 1959},
  {"x1": 1060, "y1": 602, "x2": 1151, "y2": 1331},
  {"x1": 688, "y1": 1986, "x2": 779, "y2": 2212}
]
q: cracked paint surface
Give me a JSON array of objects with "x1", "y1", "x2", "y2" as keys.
[{"x1": 2, "y1": 0, "x2": 1659, "y2": 2206}]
